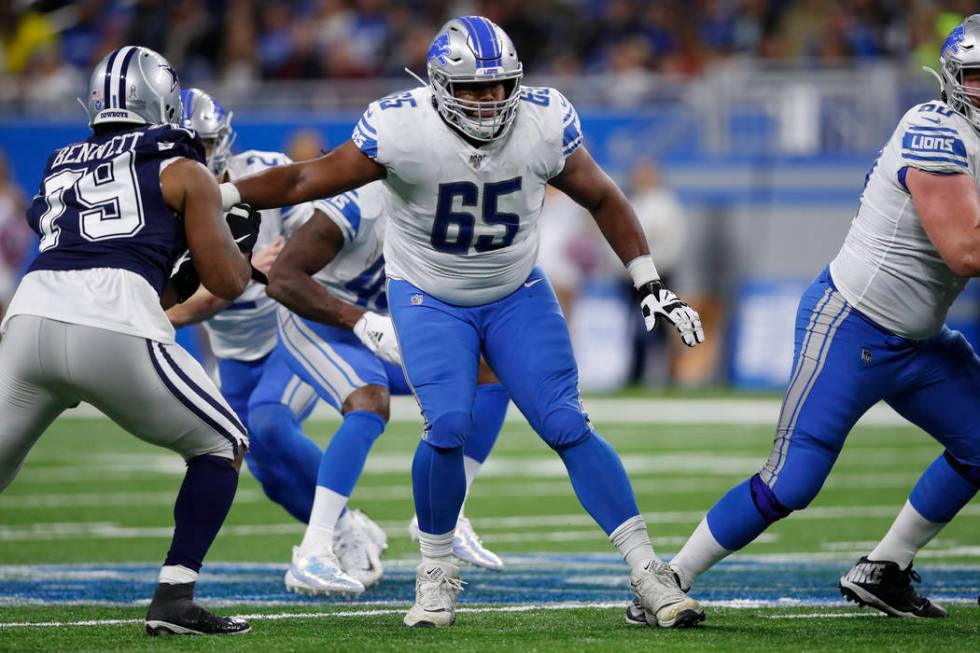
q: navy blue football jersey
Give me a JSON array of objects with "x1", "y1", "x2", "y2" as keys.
[{"x1": 25, "y1": 124, "x2": 206, "y2": 294}]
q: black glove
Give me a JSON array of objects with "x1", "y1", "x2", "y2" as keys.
[
  {"x1": 169, "y1": 249, "x2": 200, "y2": 302},
  {"x1": 251, "y1": 266, "x2": 268, "y2": 285},
  {"x1": 225, "y1": 203, "x2": 261, "y2": 256}
]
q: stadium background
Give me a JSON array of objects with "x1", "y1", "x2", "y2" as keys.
[{"x1": 0, "y1": 3, "x2": 979, "y2": 649}]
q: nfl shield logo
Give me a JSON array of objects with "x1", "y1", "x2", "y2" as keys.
[
  {"x1": 861, "y1": 348, "x2": 872, "y2": 366},
  {"x1": 469, "y1": 153, "x2": 487, "y2": 169},
  {"x1": 411, "y1": 294, "x2": 424, "y2": 305}
]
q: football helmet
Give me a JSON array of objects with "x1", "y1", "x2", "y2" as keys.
[
  {"x1": 940, "y1": 15, "x2": 980, "y2": 131},
  {"x1": 85, "y1": 46, "x2": 182, "y2": 128},
  {"x1": 426, "y1": 16, "x2": 523, "y2": 142},
  {"x1": 180, "y1": 88, "x2": 236, "y2": 177}
]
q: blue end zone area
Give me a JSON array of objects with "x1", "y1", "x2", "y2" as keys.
[{"x1": 1, "y1": 555, "x2": 976, "y2": 607}]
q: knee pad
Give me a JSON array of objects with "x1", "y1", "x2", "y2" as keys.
[
  {"x1": 541, "y1": 408, "x2": 591, "y2": 450},
  {"x1": 750, "y1": 474, "x2": 794, "y2": 522},
  {"x1": 945, "y1": 451, "x2": 980, "y2": 486},
  {"x1": 425, "y1": 410, "x2": 470, "y2": 449}
]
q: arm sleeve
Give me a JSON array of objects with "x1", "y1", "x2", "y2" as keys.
[
  {"x1": 351, "y1": 104, "x2": 381, "y2": 162},
  {"x1": 898, "y1": 118, "x2": 971, "y2": 175}
]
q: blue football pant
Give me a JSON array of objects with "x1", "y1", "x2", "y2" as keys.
[
  {"x1": 389, "y1": 269, "x2": 640, "y2": 536},
  {"x1": 707, "y1": 268, "x2": 980, "y2": 550}
]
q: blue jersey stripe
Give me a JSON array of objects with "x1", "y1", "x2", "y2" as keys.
[
  {"x1": 902, "y1": 152, "x2": 970, "y2": 167},
  {"x1": 906, "y1": 125, "x2": 959, "y2": 134},
  {"x1": 357, "y1": 117, "x2": 377, "y2": 136}
]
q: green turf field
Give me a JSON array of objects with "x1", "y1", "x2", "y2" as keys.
[{"x1": 0, "y1": 407, "x2": 977, "y2": 650}]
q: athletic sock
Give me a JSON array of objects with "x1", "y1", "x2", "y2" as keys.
[
  {"x1": 412, "y1": 440, "x2": 466, "y2": 536},
  {"x1": 158, "y1": 564, "x2": 198, "y2": 585},
  {"x1": 463, "y1": 455, "x2": 482, "y2": 495},
  {"x1": 908, "y1": 452, "x2": 979, "y2": 523},
  {"x1": 867, "y1": 500, "x2": 944, "y2": 569},
  {"x1": 163, "y1": 454, "x2": 238, "y2": 572},
  {"x1": 419, "y1": 530, "x2": 455, "y2": 566},
  {"x1": 609, "y1": 514, "x2": 658, "y2": 571},
  {"x1": 556, "y1": 432, "x2": 640, "y2": 535},
  {"x1": 704, "y1": 477, "x2": 774, "y2": 550},
  {"x1": 670, "y1": 517, "x2": 732, "y2": 591},
  {"x1": 295, "y1": 411, "x2": 386, "y2": 557}
]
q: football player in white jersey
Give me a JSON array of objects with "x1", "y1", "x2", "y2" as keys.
[
  {"x1": 220, "y1": 16, "x2": 705, "y2": 628},
  {"x1": 265, "y1": 180, "x2": 510, "y2": 595},
  {"x1": 0, "y1": 48, "x2": 255, "y2": 635},
  {"x1": 167, "y1": 89, "x2": 326, "y2": 523},
  {"x1": 665, "y1": 16, "x2": 980, "y2": 622}
]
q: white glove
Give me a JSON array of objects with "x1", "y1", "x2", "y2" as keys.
[
  {"x1": 639, "y1": 281, "x2": 705, "y2": 347},
  {"x1": 353, "y1": 311, "x2": 402, "y2": 364}
]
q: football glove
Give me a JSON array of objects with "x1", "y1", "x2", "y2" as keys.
[
  {"x1": 639, "y1": 281, "x2": 704, "y2": 347},
  {"x1": 353, "y1": 311, "x2": 401, "y2": 365},
  {"x1": 225, "y1": 203, "x2": 261, "y2": 256},
  {"x1": 169, "y1": 249, "x2": 200, "y2": 303}
]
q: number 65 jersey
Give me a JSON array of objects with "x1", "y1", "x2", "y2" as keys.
[
  {"x1": 352, "y1": 85, "x2": 582, "y2": 306},
  {"x1": 2, "y1": 124, "x2": 203, "y2": 343}
]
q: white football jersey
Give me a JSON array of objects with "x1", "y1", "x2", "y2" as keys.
[
  {"x1": 829, "y1": 101, "x2": 974, "y2": 340},
  {"x1": 312, "y1": 180, "x2": 388, "y2": 313},
  {"x1": 352, "y1": 85, "x2": 583, "y2": 306},
  {"x1": 204, "y1": 150, "x2": 322, "y2": 361}
]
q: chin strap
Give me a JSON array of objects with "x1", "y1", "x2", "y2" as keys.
[
  {"x1": 404, "y1": 67, "x2": 428, "y2": 88},
  {"x1": 922, "y1": 66, "x2": 944, "y2": 94}
]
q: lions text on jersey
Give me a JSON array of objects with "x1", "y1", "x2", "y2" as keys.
[
  {"x1": 351, "y1": 85, "x2": 582, "y2": 306},
  {"x1": 204, "y1": 150, "x2": 323, "y2": 362},
  {"x1": 830, "y1": 101, "x2": 973, "y2": 339}
]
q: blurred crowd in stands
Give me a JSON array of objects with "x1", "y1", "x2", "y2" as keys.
[{"x1": 0, "y1": 0, "x2": 974, "y2": 108}]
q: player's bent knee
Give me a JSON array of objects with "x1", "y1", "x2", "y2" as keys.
[
  {"x1": 425, "y1": 411, "x2": 471, "y2": 449},
  {"x1": 749, "y1": 474, "x2": 794, "y2": 522},
  {"x1": 342, "y1": 385, "x2": 390, "y2": 423},
  {"x1": 945, "y1": 451, "x2": 980, "y2": 486},
  {"x1": 541, "y1": 409, "x2": 591, "y2": 450}
]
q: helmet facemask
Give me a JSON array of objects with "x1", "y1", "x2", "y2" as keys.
[
  {"x1": 942, "y1": 61, "x2": 980, "y2": 131},
  {"x1": 429, "y1": 68, "x2": 523, "y2": 142}
]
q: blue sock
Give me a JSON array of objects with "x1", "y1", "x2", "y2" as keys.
[
  {"x1": 317, "y1": 410, "x2": 387, "y2": 496},
  {"x1": 465, "y1": 383, "x2": 508, "y2": 463},
  {"x1": 412, "y1": 440, "x2": 466, "y2": 534},
  {"x1": 556, "y1": 432, "x2": 640, "y2": 535},
  {"x1": 910, "y1": 452, "x2": 980, "y2": 523},
  {"x1": 245, "y1": 402, "x2": 321, "y2": 522},
  {"x1": 705, "y1": 477, "x2": 776, "y2": 551},
  {"x1": 164, "y1": 455, "x2": 238, "y2": 571}
]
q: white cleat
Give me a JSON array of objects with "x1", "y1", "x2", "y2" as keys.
[
  {"x1": 453, "y1": 516, "x2": 503, "y2": 571},
  {"x1": 409, "y1": 515, "x2": 503, "y2": 571},
  {"x1": 628, "y1": 560, "x2": 705, "y2": 628},
  {"x1": 352, "y1": 509, "x2": 388, "y2": 552},
  {"x1": 334, "y1": 511, "x2": 385, "y2": 589},
  {"x1": 284, "y1": 546, "x2": 365, "y2": 596},
  {"x1": 403, "y1": 560, "x2": 463, "y2": 628}
]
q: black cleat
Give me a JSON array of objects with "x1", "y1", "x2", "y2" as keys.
[
  {"x1": 625, "y1": 597, "x2": 648, "y2": 625},
  {"x1": 839, "y1": 557, "x2": 948, "y2": 618},
  {"x1": 145, "y1": 582, "x2": 251, "y2": 636}
]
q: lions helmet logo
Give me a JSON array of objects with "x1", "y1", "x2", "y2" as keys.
[{"x1": 427, "y1": 33, "x2": 451, "y2": 65}]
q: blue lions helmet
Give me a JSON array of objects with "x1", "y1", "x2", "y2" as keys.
[
  {"x1": 180, "y1": 88, "x2": 235, "y2": 177},
  {"x1": 940, "y1": 14, "x2": 980, "y2": 130},
  {"x1": 426, "y1": 16, "x2": 523, "y2": 142},
  {"x1": 85, "y1": 46, "x2": 182, "y2": 128}
]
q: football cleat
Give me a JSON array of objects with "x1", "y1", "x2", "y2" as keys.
[
  {"x1": 145, "y1": 582, "x2": 250, "y2": 636},
  {"x1": 839, "y1": 557, "x2": 948, "y2": 618},
  {"x1": 628, "y1": 560, "x2": 705, "y2": 628},
  {"x1": 351, "y1": 509, "x2": 388, "y2": 552},
  {"x1": 625, "y1": 597, "x2": 647, "y2": 626},
  {"x1": 409, "y1": 514, "x2": 503, "y2": 571},
  {"x1": 403, "y1": 560, "x2": 464, "y2": 628},
  {"x1": 334, "y1": 511, "x2": 385, "y2": 588},
  {"x1": 284, "y1": 546, "x2": 366, "y2": 596}
]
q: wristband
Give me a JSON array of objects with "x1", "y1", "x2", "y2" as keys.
[
  {"x1": 219, "y1": 182, "x2": 241, "y2": 211},
  {"x1": 626, "y1": 255, "x2": 660, "y2": 289}
]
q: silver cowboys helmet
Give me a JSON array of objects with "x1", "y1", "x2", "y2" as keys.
[
  {"x1": 426, "y1": 16, "x2": 523, "y2": 142},
  {"x1": 940, "y1": 14, "x2": 980, "y2": 131},
  {"x1": 180, "y1": 88, "x2": 236, "y2": 177},
  {"x1": 85, "y1": 46, "x2": 182, "y2": 128}
]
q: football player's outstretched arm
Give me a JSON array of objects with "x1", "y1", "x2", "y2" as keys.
[
  {"x1": 550, "y1": 146, "x2": 704, "y2": 346},
  {"x1": 161, "y1": 158, "x2": 251, "y2": 300},
  {"x1": 227, "y1": 141, "x2": 386, "y2": 210},
  {"x1": 907, "y1": 168, "x2": 980, "y2": 277},
  {"x1": 268, "y1": 210, "x2": 401, "y2": 363}
]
